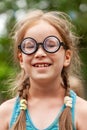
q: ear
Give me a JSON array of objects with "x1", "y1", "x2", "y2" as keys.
[
  {"x1": 17, "y1": 52, "x2": 24, "y2": 68},
  {"x1": 63, "y1": 50, "x2": 72, "y2": 67}
]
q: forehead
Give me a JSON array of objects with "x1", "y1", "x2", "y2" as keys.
[{"x1": 24, "y1": 20, "x2": 63, "y2": 42}]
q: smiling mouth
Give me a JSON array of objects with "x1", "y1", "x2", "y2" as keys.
[{"x1": 33, "y1": 63, "x2": 51, "y2": 67}]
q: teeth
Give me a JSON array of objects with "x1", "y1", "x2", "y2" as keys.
[{"x1": 34, "y1": 64, "x2": 50, "y2": 67}]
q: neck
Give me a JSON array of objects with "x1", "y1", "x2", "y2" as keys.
[{"x1": 29, "y1": 78, "x2": 66, "y2": 99}]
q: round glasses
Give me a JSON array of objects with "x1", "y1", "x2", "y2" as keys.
[{"x1": 18, "y1": 36, "x2": 67, "y2": 55}]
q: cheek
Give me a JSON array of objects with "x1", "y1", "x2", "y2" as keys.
[
  {"x1": 22, "y1": 59, "x2": 31, "y2": 76},
  {"x1": 55, "y1": 60, "x2": 64, "y2": 72},
  {"x1": 23, "y1": 56, "x2": 29, "y2": 63},
  {"x1": 51, "y1": 53, "x2": 65, "y2": 72},
  {"x1": 22, "y1": 55, "x2": 32, "y2": 69}
]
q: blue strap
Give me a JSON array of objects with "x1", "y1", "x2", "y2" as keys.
[
  {"x1": 9, "y1": 97, "x2": 20, "y2": 128},
  {"x1": 70, "y1": 90, "x2": 77, "y2": 130}
]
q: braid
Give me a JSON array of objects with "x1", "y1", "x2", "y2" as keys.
[
  {"x1": 18, "y1": 77, "x2": 30, "y2": 100},
  {"x1": 59, "y1": 69, "x2": 73, "y2": 130},
  {"x1": 10, "y1": 77, "x2": 30, "y2": 130}
]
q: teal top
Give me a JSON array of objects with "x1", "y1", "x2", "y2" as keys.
[{"x1": 9, "y1": 90, "x2": 76, "y2": 130}]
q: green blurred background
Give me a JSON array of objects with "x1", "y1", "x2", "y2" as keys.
[{"x1": 0, "y1": 0, "x2": 87, "y2": 103}]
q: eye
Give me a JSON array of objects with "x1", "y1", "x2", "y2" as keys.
[
  {"x1": 45, "y1": 37, "x2": 59, "y2": 49},
  {"x1": 24, "y1": 41, "x2": 34, "y2": 48},
  {"x1": 46, "y1": 40, "x2": 57, "y2": 47}
]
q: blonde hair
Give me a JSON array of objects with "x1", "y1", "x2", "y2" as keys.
[
  {"x1": 10, "y1": 10, "x2": 82, "y2": 130},
  {"x1": 69, "y1": 76, "x2": 84, "y2": 98}
]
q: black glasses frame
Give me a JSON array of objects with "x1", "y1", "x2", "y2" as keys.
[{"x1": 18, "y1": 35, "x2": 67, "y2": 55}]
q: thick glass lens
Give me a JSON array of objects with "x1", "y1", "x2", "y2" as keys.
[
  {"x1": 44, "y1": 36, "x2": 60, "y2": 52},
  {"x1": 21, "y1": 38, "x2": 36, "y2": 54}
]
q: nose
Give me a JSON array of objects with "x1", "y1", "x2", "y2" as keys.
[{"x1": 34, "y1": 46, "x2": 47, "y2": 58}]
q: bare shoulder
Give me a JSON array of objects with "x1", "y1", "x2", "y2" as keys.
[
  {"x1": 76, "y1": 96, "x2": 87, "y2": 130},
  {"x1": 76, "y1": 96, "x2": 87, "y2": 115},
  {"x1": 0, "y1": 98, "x2": 16, "y2": 130},
  {"x1": 0, "y1": 98, "x2": 16, "y2": 114}
]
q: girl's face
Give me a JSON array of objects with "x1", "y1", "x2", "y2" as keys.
[{"x1": 18, "y1": 20, "x2": 72, "y2": 83}]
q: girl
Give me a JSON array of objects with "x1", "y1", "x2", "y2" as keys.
[{"x1": 0, "y1": 10, "x2": 87, "y2": 130}]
